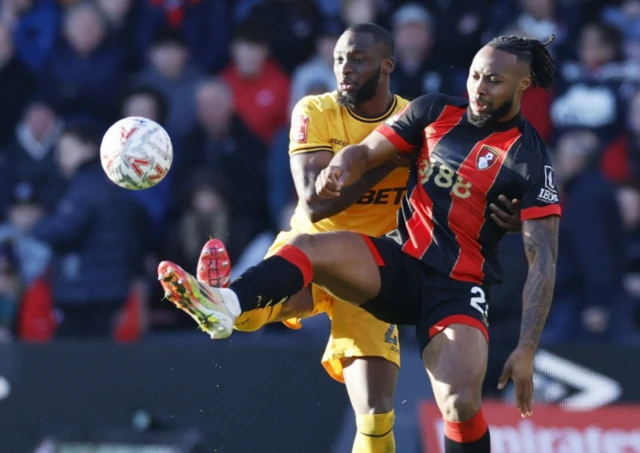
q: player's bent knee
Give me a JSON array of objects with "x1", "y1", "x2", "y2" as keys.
[
  {"x1": 343, "y1": 357, "x2": 398, "y2": 415},
  {"x1": 441, "y1": 386, "x2": 482, "y2": 422},
  {"x1": 352, "y1": 394, "x2": 395, "y2": 415}
]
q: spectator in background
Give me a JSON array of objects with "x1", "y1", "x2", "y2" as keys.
[
  {"x1": 0, "y1": 183, "x2": 51, "y2": 286},
  {"x1": 0, "y1": 240, "x2": 20, "y2": 342},
  {"x1": 134, "y1": 27, "x2": 202, "y2": 144},
  {"x1": 0, "y1": 182, "x2": 57, "y2": 341},
  {"x1": 288, "y1": 17, "x2": 343, "y2": 114},
  {"x1": 0, "y1": 23, "x2": 35, "y2": 149},
  {"x1": 390, "y1": 3, "x2": 459, "y2": 100},
  {"x1": 39, "y1": 1, "x2": 125, "y2": 125},
  {"x1": 176, "y1": 78, "x2": 269, "y2": 253},
  {"x1": 551, "y1": 21, "x2": 630, "y2": 145},
  {"x1": 602, "y1": 89, "x2": 640, "y2": 184},
  {"x1": 221, "y1": 23, "x2": 290, "y2": 145},
  {"x1": 28, "y1": 124, "x2": 148, "y2": 338},
  {"x1": 489, "y1": 0, "x2": 576, "y2": 59},
  {"x1": 0, "y1": 0, "x2": 59, "y2": 72},
  {"x1": 3, "y1": 98, "x2": 64, "y2": 213},
  {"x1": 241, "y1": 0, "x2": 321, "y2": 73},
  {"x1": 118, "y1": 84, "x2": 171, "y2": 244},
  {"x1": 120, "y1": 85, "x2": 168, "y2": 125},
  {"x1": 95, "y1": 0, "x2": 141, "y2": 72},
  {"x1": 602, "y1": 0, "x2": 640, "y2": 61},
  {"x1": 544, "y1": 129, "x2": 631, "y2": 343},
  {"x1": 137, "y1": 0, "x2": 230, "y2": 73},
  {"x1": 424, "y1": 0, "x2": 487, "y2": 70},
  {"x1": 165, "y1": 173, "x2": 230, "y2": 270},
  {"x1": 340, "y1": 0, "x2": 377, "y2": 26}
]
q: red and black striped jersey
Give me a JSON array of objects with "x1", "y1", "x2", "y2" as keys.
[{"x1": 376, "y1": 93, "x2": 562, "y2": 285}]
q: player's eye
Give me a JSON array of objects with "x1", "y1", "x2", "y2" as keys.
[
  {"x1": 489, "y1": 79, "x2": 501, "y2": 84},
  {"x1": 335, "y1": 57, "x2": 344, "y2": 64}
]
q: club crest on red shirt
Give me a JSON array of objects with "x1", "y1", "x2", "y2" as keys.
[
  {"x1": 292, "y1": 114, "x2": 310, "y2": 143},
  {"x1": 477, "y1": 145, "x2": 499, "y2": 170}
]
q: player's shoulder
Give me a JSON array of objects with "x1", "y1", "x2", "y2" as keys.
[
  {"x1": 293, "y1": 92, "x2": 342, "y2": 116},
  {"x1": 516, "y1": 119, "x2": 549, "y2": 159},
  {"x1": 408, "y1": 93, "x2": 468, "y2": 121},
  {"x1": 412, "y1": 92, "x2": 467, "y2": 109}
]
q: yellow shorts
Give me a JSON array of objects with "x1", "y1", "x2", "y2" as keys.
[{"x1": 234, "y1": 230, "x2": 401, "y2": 383}]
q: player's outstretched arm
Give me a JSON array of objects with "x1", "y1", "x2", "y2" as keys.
[
  {"x1": 518, "y1": 215, "x2": 559, "y2": 348},
  {"x1": 315, "y1": 131, "x2": 400, "y2": 199},
  {"x1": 291, "y1": 150, "x2": 398, "y2": 222},
  {"x1": 498, "y1": 215, "x2": 559, "y2": 417}
]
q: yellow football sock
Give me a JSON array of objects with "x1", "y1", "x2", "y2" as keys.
[
  {"x1": 233, "y1": 305, "x2": 283, "y2": 332},
  {"x1": 352, "y1": 411, "x2": 395, "y2": 453}
]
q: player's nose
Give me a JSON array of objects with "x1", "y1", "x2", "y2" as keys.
[
  {"x1": 340, "y1": 61, "x2": 354, "y2": 76},
  {"x1": 473, "y1": 80, "x2": 488, "y2": 97}
]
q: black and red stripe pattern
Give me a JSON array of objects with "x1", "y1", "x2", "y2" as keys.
[{"x1": 377, "y1": 93, "x2": 561, "y2": 285}]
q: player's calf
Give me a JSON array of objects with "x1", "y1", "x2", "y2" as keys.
[
  {"x1": 344, "y1": 357, "x2": 398, "y2": 453},
  {"x1": 423, "y1": 324, "x2": 490, "y2": 453}
]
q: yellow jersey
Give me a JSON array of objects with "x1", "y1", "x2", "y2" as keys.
[{"x1": 288, "y1": 91, "x2": 410, "y2": 237}]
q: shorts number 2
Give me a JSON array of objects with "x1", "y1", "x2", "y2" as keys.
[{"x1": 470, "y1": 286, "x2": 489, "y2": 318}]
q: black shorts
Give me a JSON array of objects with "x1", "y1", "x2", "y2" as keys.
[{"x1": 359, "y1": 235, "x2": 490, "y2": 354}]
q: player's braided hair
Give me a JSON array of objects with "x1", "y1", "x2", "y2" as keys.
[{"x1": 487, "y1": 35, "x2": 556, "y2": 91}]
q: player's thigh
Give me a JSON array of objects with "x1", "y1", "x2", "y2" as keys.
[
  {"x1": 288, "y1": 231, "x2": 382, "y2": 304},
  {"x1": 417, "y1": 278, "x2": 490, "y2": 420},
  {"x1": 423, "y1": 324, "x2": 488, "y2": 420}
]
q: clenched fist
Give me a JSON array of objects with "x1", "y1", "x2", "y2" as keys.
[{"x1": 315, "y1": 165, "x2": 351, "y2": 198}]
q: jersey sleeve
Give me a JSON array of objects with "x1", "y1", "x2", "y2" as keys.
[
  {"x1": 288, "y1": 97, "x2": 331, "y2": 156},
  {"x1": 517, "y1": 135, "x2": 562, "y2": 221},
  {"x1": 374, "y1": 93, "x2": 444, "y2": 153}
]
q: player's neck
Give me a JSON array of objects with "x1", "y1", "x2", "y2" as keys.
[
  {"x1": 350, "y1": 91, "x2": 394, "y2": 119},
  {"x1": 498, "y1": 106, "x2": 522, "y2": 123}
]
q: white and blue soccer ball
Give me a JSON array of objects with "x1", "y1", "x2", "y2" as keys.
[{"x1": 100, "y1": 116, "x2": 173, "y2": 190}]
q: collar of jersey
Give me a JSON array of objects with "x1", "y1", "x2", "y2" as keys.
[{"x1": 346, "y1": 95, "x2": 398, "y2": 123}]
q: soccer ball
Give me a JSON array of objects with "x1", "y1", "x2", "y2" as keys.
[{"x1": 100, "y1": 117, "x2": 173, "y2": 190}]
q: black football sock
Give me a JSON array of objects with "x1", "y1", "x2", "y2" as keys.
[{"x1": 229, "y1": 244, "x2": 313, "y2": 313}]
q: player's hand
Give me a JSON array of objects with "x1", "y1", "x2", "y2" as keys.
[
  {"x1": 490, "y1": 195, "x2": 522, "y2": 233},
  {"x1": 498, "y1": 347, "x2": 535, "y2": 418},
  {"x1": 316, "y1": 165, "x2": 350, "y2": 199}
]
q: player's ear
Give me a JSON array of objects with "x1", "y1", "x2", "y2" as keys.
[
  {"x1": 383, "y1": 56, "x2": 395, "y2": 75},
  {"x1": 519, "y1": 75, "x2": 532, "y2": 92}
]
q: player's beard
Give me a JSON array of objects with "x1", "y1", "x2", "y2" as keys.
[
  {"x1": 337, "y1": 66, "x2": 381, "y2": 109},
  {"x1": 467, "y1": 98, "x2": 514, "y2": 128}
]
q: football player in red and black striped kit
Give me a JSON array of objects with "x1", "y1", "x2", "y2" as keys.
[{"x1": 159, "y1": 35, "x2": 560, "y2": 453}]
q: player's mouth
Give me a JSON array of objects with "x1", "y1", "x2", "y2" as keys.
[
  {"x1": 340, "y1": 80, "x2": 357, "y2": 92},
  {"x1": 471, "y1": 99, "x2": 490, "y2": 113}
]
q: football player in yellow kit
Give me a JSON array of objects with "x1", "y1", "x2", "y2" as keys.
[{"x1": 176, "y1": 23, "x2": 521, "y2": 453}]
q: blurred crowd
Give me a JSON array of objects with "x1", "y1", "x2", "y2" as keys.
[{"x1": 0, "y1": 0, "x2": 639, "y2": 348}]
